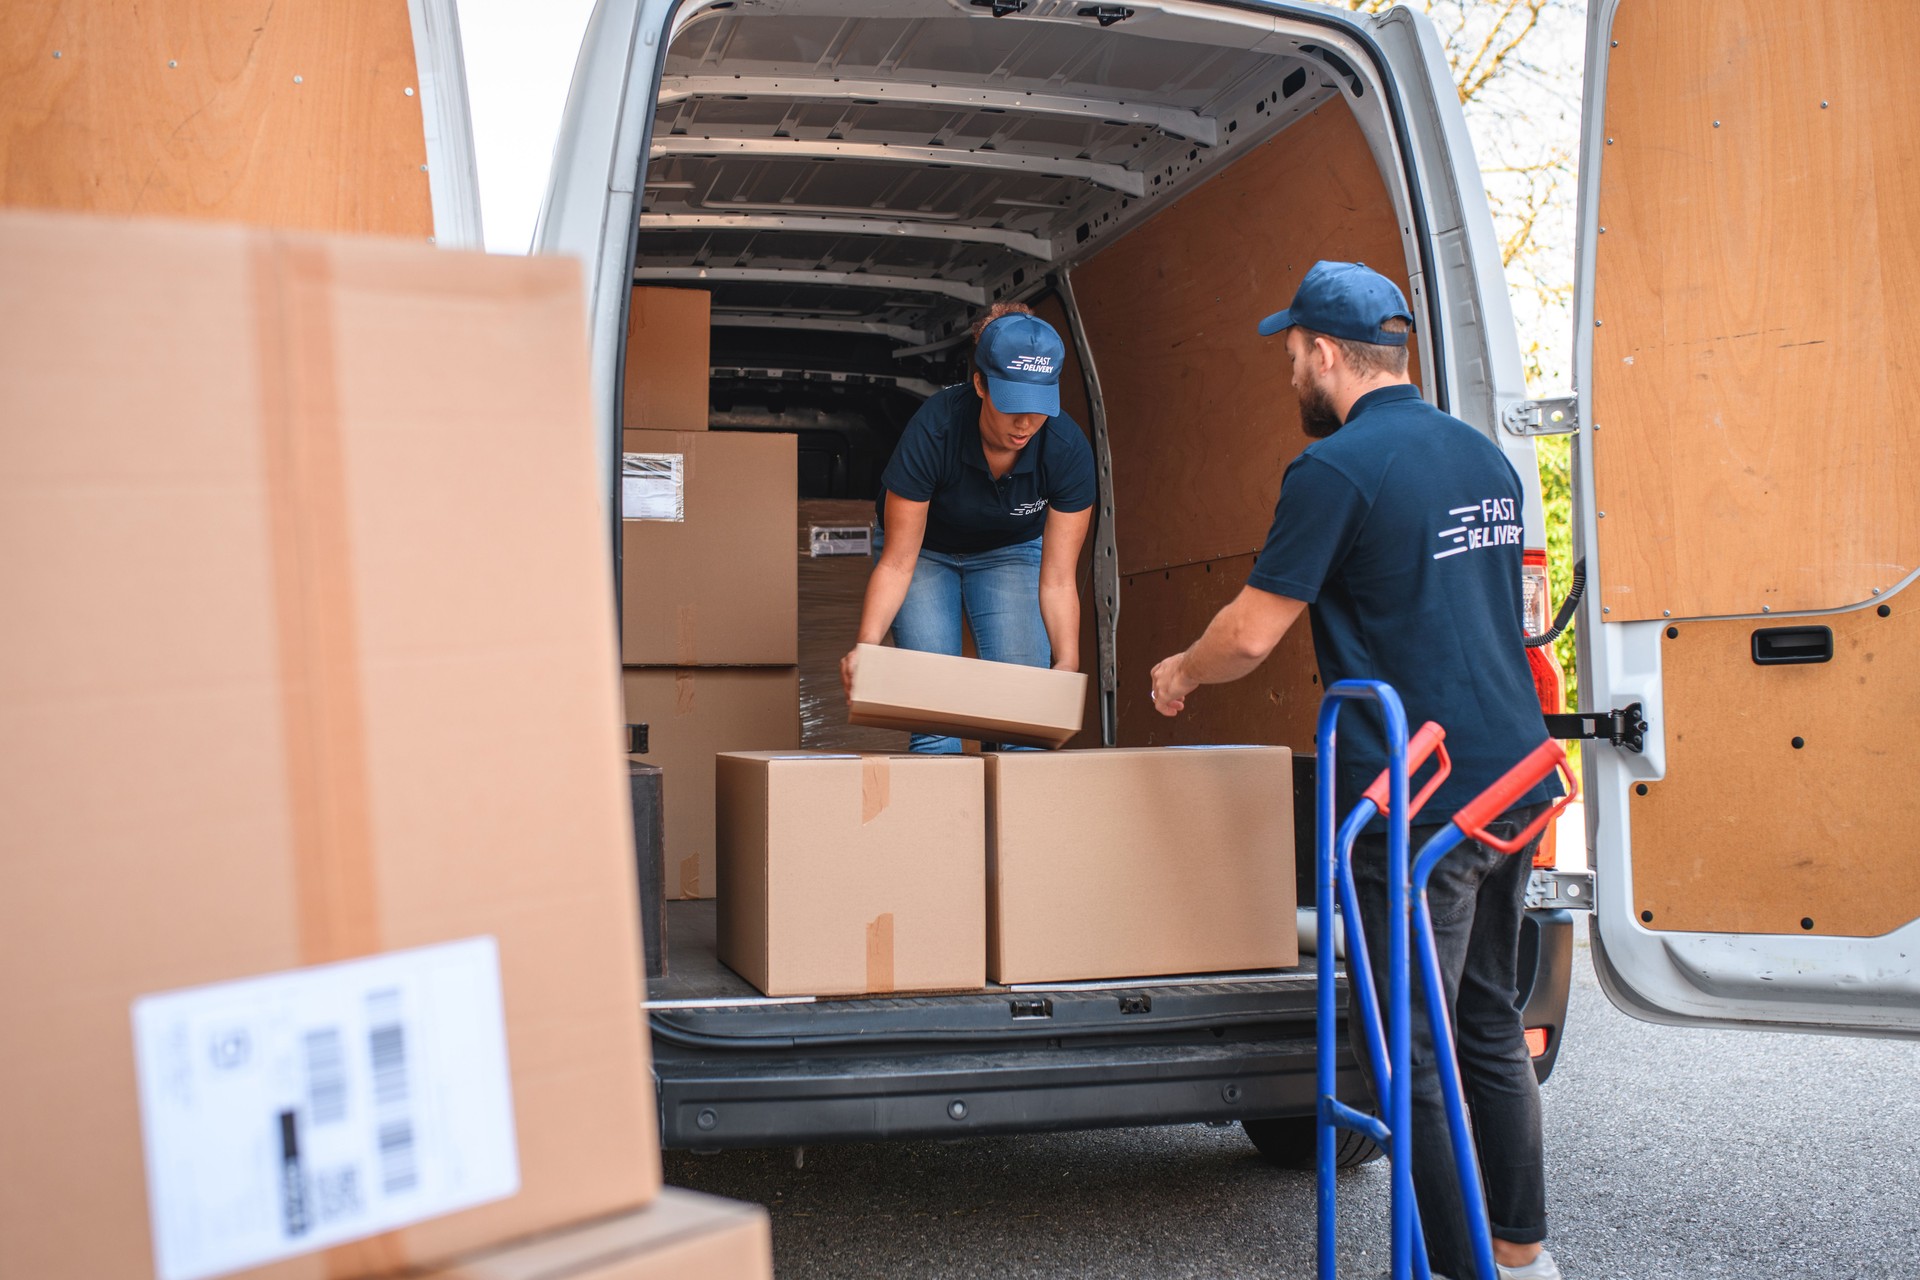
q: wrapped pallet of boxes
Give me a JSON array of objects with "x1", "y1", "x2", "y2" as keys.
[
  {"x1": 0, "y1": 211, "x2": 659, "y2": 1280},
  {"x1": 621, "y1": 429, "x2": 799, "y2": 900},
  {"x1": 716, "y1": 752, "x2": 986, "y2": 997},
  {"x1": 796, "y1": 499, "x2": 907, "y2": 752},
  {"x1": 985, "y1": 747, "x2": 1299, "y2": 983},
  {"x1": 416, "y1": 1188, "x2": 772, "y2": 1280}
]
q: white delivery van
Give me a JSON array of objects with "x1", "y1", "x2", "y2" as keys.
[{"x1": 423, "y1": 0, "x2": 1920, "y2": 1156}]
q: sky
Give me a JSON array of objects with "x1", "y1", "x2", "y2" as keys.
[{"x1": 454, "y1": 0, "x2": 1589, "y2": 387}]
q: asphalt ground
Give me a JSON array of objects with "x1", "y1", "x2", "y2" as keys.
[{"x1": 665, "y1": 914, "x2": 1920, "y2": 1278}]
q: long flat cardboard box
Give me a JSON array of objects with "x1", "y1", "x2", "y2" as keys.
[
  {"x1": 620, "y1": 429, "x2": 797, "y2": 665},
  {"x1": 623, "y1": 668, "x2": 800, "y2": 899},
  {"x1": 0, "y1": 210, "x2": 657, "y2": 1280},
  {"x1": 417, "y1": 1189, "x2": 772, "y2": 1280},
  {"x1": 846, "y1": 643, "x2": 1086, "y2": 748},
  {"x1": 986, "y1": 747, "x2": 1298, "y2": 983},
  {"x1": 717, "y1": 752, "x2": 986, "y2": 996}
]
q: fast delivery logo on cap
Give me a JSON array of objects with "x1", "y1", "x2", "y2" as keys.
[{"x1": 1006, "y1": 354, "x2": 1055, "y2": 374}]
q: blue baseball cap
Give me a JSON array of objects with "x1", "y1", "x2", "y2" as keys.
[
  {"x1": 974, "y1": 312, "x2": 1065, "y2": 416},
  {"x1": 1256, "y1": 260, "x2": 1414, "y2": 346}
]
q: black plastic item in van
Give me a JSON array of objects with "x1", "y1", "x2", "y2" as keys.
[{"x1": 1751, "y1": 624, "x2": 1834, "y2": 666}]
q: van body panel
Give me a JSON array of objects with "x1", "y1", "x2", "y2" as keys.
[{"x1": 1577, "y1": 0, "x2": 1920, "y2": 1035}]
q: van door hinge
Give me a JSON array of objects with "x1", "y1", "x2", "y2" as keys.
[
  {"x1": 1544, "y1": 703, "x2": 1646, "y2": 753},
  {"x1": 970, "y1": 0, "x2": 1028, "y2": 14},
  {"x1": 1501, "y1": 394, "x2": 1579, "y2": 437},
  {"x1": 1526, "y1": 869, "x2": 1594, "y2": 912}
]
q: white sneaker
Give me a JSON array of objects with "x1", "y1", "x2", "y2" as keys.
[{"x1": 1497, "y1": 1247, "x2": 1562, "y2": 1280}]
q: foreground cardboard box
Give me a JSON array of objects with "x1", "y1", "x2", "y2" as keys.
[
  {"x1": 717, "y1": 753, "x2": 986, "y2": 996},
  {"x1": 620, "y1": 429, "x2": 797, "y2": 665},
  {"x1": 986, "y1": 748, "x2": 1298, "y2": 983},
  {"x1": 846, "y1": 643, "x2": 1087, "y2": 748},
  {"x1": 797, "y1": 500, "x2": 907, "y2": 753},
  {"x1": 624, "y1": 668, "x2": 800, "y2": 899},
  {"x1": 418, "y1": 1189, "x2": 772, "y2": 1280},
  {"x1": 0, "y1": 211, "x2": 657, "y2": 1280},
  {"x1": 622, "y1": 286, "x2": 710, "y2": 432}
]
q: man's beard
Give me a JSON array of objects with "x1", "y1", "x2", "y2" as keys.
[{"x1": 1298, "y1": 376, "x2": 1343, "y2": 439}]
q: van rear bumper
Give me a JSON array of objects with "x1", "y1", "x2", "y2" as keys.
[{"x1": 656, "y1": 1031, "x2": 1351, "y2": 1150}]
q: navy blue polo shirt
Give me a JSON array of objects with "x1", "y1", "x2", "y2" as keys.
[
  {"x1": 1248, "y1": 384, "x2": 1559, "y2": 825},
  {"x1": 877, "y1": 384, "x2": 1097, "y2": 554}
]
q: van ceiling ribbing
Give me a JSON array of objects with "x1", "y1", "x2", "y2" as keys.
[{"x1": 637, "y1": 0, "x2": 1346, "y2": 359}]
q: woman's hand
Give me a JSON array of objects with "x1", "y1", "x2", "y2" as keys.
[{"x1": 840, "y1": 647, "x2": 861, "y2": 702}]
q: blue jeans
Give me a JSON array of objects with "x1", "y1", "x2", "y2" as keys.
[
  {"x1": 881, "y1": 533, "x2": 1051, "y2": 753},
  {"x1": 1348, "y1": 803, "x2": 1551, "y2": 1278}
]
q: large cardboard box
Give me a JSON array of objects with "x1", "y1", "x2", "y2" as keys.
[
  {"x1": 0, "y1": 212, "x2": 657, "y2": 1280},
  {"x1": 985, "y1": 747, "x2": 1298, "y2": 983},
  {"x1": 620, "y1": 429, "x2": 796, "y2": 665},
  {"x1": 417, "y1": 1189, "x2": 772, "y2": 1280},
  {"x1": 716, "y1": 753, "x2": 986, "y2": 996},
  {"x1": 846, "y1": 643, "x2": 1087, "y2": 748},
  {"x1": 797, "y1": 500, "x2": 907, "y2": 753},
  {"x1": 623, "y1": 668, "x2": 800, "y2": 899},
  {"x1": 622, "y1": 286, "x2": 710, "y2": 432}
]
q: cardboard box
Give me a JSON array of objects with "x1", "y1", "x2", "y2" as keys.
[
  {"x1": 622, "y1": 286, "x2": 710, "y2": 432},
  {"x1": 623, "y1": 668, "x2": 800, "y2": 899},
  {"x1": 797, "y1": 500, "x2": 908, "y2": 753},
  {"x1": 417, "y1": 1189, "x2": 772, "y2": 1280},
  {"x1": 0, "y1": 211, "x2": 657, "y2": 1280},
  {"x1": 716, "y1": 753, "x2": 986, "y2": 996},
  {"x1": 620, "y1": 429, "x2": 796, "y2": 665},
  {"x1": 985, "y1": 747, "x2": 1298, "y2": 983},
  {"x1": 846, "y1": 643, "x2": 1087, "y2": 748}
]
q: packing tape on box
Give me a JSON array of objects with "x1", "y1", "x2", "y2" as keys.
[
  {"x1": 679, "y1": 851, "x2": 703, "y2": 898},
  {"x1": 252, "y1": 238, "x2": 383, "y2": 971},
  {"x1": 861, "y1": 758, "x2": 891, "y2": 824},
  {"x1": 674, "y1": 668, "x2": 697, "y2": 715},
  {"x1": 676, "y1": 604, "x2": 698, "y2": 665},
  {"x1": 866, "y1": 912, "x2": 896, "y2": 994},
  {"x1": 253, "y1": 237, "x2": 406, "y2": 1280}
]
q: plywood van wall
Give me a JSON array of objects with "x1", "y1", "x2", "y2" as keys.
[
  {"x1": 1, "y1": 1, "x2": 432, "y2": 235},
  {"x1": 1070, "y1": 100, "x2": 1410, "y2": 747},
  {"x1": 1593, "y1": 0, "x2": 1920, "y2": 619}
]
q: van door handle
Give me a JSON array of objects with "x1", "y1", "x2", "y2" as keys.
[{"x1": 1750, "y1": 625, "x2": 1833, "y2": 665}]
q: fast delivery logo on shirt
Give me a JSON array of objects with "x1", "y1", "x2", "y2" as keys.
[{"x1": 1433, "y1": 498, "x2": 1521, "y2": 560}]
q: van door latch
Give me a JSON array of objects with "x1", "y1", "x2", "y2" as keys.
[
  {"x1": 1077, "y1": 4, "x2": 1135, "y2": 24},
  {"x1": 1501, "y1": 394, "x2": 1579, "y2": 437},
  {"x1": 1543, "y1": 703, "x2": 1646, "y2": 753}
]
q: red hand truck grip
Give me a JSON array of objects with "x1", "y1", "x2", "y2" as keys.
[
  {"x1": 1454, "y1": 739, "x2": 1579, "y2": 855},
  {"x1": 1362, "y1": 720, "x2": 1451, "y2": 818}
]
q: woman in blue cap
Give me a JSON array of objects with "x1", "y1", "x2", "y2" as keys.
[{"x1": 842, "y1": 302, "x2": 1097, "y2": 752}]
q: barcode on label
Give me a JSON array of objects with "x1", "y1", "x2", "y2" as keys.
[
  {"x1": 366, "y1": 990, "x2": 415, "y2": 1196},
  {"x1": 303, "y1": 1029, "x2": 346, "y2": 1126},
  {"x1": 377, "y1": 1121, "x2": 418, "y2": 1195}
]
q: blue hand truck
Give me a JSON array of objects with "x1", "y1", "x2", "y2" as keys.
[{"x1": 1315, "y1": 679, "x2": 1576, "y2": 1280}]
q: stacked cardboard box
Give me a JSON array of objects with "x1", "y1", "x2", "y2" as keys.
[
  {"x1": 417, "y1": 1189, "x2": 771, "y2": 1280},
  {"x1": 716, "y1": 650, "x2": 1297, "y2": 996},
  {"x1": 0, "y1": 212, "x2": 681, "y2": 1279},
  {"x1": 620, "y1": 289, "x2": 801, "y2": 901},
  {"x1": 797, "y1": 499, "x2": 908, "y2": 753}
]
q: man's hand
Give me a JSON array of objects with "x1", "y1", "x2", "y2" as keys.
[
  {"x1": 840, "y1": 647, "x2": 860, "y2": 701},
  {"x1": 1150, "y1": 652, "x2": 1198, "y2": 717}
]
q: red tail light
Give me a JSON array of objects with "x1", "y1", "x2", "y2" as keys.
[
  {"x1": 1522, "y1": 549, "x2": 1561, "y2": 869},
  {"x1": 1525, "y1": 1027, "x2": 1551, "y2": 1058}
]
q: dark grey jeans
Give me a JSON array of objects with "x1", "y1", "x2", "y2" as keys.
[{"x1": 1347, "y1": 803, "x2": 1550, "y2": 1278}]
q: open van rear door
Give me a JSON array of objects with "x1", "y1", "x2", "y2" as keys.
[{"x1": 1575, "y1": 0, "x2": 1920, "y2": 1036}]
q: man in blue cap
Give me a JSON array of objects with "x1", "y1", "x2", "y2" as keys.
[
  {"x1": 1149, "y1": 261, "x2": 1562, "y2": 1280},
  {"x1": 843, "y1": 302, "x2": 1096, "y2": 751}
]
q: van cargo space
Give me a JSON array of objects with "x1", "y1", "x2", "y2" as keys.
[{"x1": 622, "y1": 0, "x2": 1422, "y2": 1000}]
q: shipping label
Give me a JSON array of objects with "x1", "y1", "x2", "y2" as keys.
[
  {"x1": 131, "y1": 937, "x2": 519, "y2": 1280},
  {"x1": 809, "y1": 524, "x2": 873, "y2": 558},
  {"x1": 622, "y1": 452, "x2": 685, "y2": 521}
]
